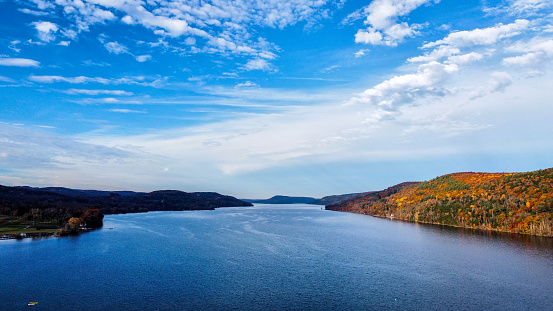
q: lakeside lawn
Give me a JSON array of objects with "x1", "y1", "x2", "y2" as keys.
[{"x1": 0, "y1": 215, "x2": 60, "y2": 235}]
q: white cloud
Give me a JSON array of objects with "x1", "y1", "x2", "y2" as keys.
[
  {"x1": 104, "y1": 41, "x2": 129, "y2": 54},
  {"x1": 352, "y1": 0, "x2": 438, "y2": 46},
  {"x1": 243, "y1": 58, "x2": 271, "y2": 71},
  {"x1": 32, "y1": 21, "x2": 59, "y2": 42},
  {"x1": 354, "y1": 49, "x2": 370, "y2": 57},
  {"x1": 0, "y1": 76, "x2": 17, "y2": 83},
  {"x1": 29, "y1": 75, "x2": 166, "y2": 87},
  {"x1": 135, "y1": 55, "x2": 152, "y2": 62},
  {"x1": 54, "y1": 0, "x2": 116, "y2": 32},
  {"x1": 30, "y1": 75, "x2": 109, "y2": 84},
  {"x1": 74, "y1": 97, "x2": 142, "y2": 105},
  {"x1": 185, "y1": 37, "x2": 196, "y2": 45},
  {"x1": 507, "y1": 38, "x2": 553, "y2": 54},
  {"x1": 19, "y1": 8, "x2": 50, "y2": 16},
  {"x1": 65, "y1": 89, "x2": 133, "y2": 95},
  {"x1": 510, "y1": 0, "x2": 552, "y2": 11},
  {"x1": 350, "y1": 61, "x2": 458, "y2": 110},
  {"x1": 447, "y1": 52, "x2": 484, "y2": 65},
  {"x1": 0, "y1": 57, "x2": 40, "y2": 67},
  {"x1": 9, "y1": 40, "x2": 21, "y2": 53},
  {"x1": 487, "y1": 0, "x2": 553, "y2": 16},
  {"x1": 121, "y1": 15, "x2": 133, "y2": 24},
  {"x1": 30, "y1": 0, "x2": 55, "y2": 10},
  {"x1": 355, "y1": 27, "x2": 384, "y2": 45},
  {"x1": 503, "y1": 38, "x2": 553, "y2": 70},
  {"x1": 423, "y1": 19, "x2": 529, "y2": 49},
  {"x1": 322, "y1": 65, "x2": 340, "y2": 73},
  {"x1": 503, "y1": 52, "x2": 544, "y2": 66},
  {"x1": 408, "y1": 45, "x2": 460, "y2": 63},
  {"x1": 24, "y1": 0, "x2": 337, "y2": 65},
  {"x1": 108, "y1": 109, "x2": 146, "y2": 113},
  {"x1": 236, "y1": 81, "x2": 258, "y2": 88}
]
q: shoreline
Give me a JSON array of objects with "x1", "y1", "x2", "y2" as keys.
[
  {"x1": 330, "y1": 208, "x2": 553, "y2": 238},
  {"x1": 1, "y1": 231, "x2": 58, "y2": 240},
  {"x1": 0, "y1": 227, "x2": 98, "y2": 241}
]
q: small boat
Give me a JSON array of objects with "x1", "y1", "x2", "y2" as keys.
[{"x1": 28, "y1": 302, "x2": 38, "y2": 306}]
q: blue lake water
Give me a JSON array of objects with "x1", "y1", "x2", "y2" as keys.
[{"x1": 2, "y1": 204, "x2": 553, "y2": 310}]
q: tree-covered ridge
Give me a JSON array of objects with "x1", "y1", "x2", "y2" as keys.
[
  {"x1": 365, "y1": 168, "x2": 553, "y2": 236},
  {"x1": 0, "y1": 185, "x2": 252, "y2": 239}
]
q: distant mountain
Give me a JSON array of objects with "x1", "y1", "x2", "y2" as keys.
[
  {"x1": 246, "y1": 192, "x2": 389, "y2": 206},
  {"x1": 327, "y1": 168, "x2": 553, "y2": 237},
  {"x1": 245, "y1": 195, "x2": 318, "y2": 204},
  {"x1": 310, "y1": 192, "x2": 377, "y2": 206}
]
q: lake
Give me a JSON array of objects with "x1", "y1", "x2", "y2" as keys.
[{"x1": 2, "y1": 204, "x2": 553, "y2": 310}]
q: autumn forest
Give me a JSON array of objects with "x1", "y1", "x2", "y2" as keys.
[{"x1": 328, "y1": 168, "x2": 553, "y2": 237}]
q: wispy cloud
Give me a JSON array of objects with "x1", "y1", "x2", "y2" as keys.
[
  {"x1": 354, "y1": 49, "x2": 370, "y2": 57},
  {"x1": 23, "y1": 0, "x2": 339, "y2": 65},
  {"x1": 485, "y1": 0, "x2": 553, "y2": 16},
  {"x1": 103, "y1": 41, "x2": 129, "y2": 54},
  {"x1": 0, "y1": 76, "x2": 17, "y2": 83},
  {"x1": 0, "y1": 57, "x2": 40, "y2": 67},
  {"x1": 108, "y1": 109, "x2": 146, "y2": 113},
  {"x1": 422, "y1": 19, "x2": 529, "y2": 49},
  {"x1": 135, "y1": 55, "x2": 152, "y2": 62},
  {"x1": 243, "y1": 58, "x2": 272, "y2": 71},
  {"x1": 29, "y1": 75, "x2": 166, "y2": 87},
  {"x1": 18, "y1": 8, "x2": 49, "y2": 16},
  {"x1": 64, "y1": 89, "x2": 133, "y2": 96},
  {"x1": 73, "y1": 98, "x2": 143, "y2": 105}
]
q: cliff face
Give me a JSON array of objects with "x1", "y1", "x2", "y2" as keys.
[{"x1": 330, "y1": 168, "x2": 553, "y2": 237}]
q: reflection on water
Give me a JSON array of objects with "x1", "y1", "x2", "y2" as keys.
[
  {"x1": 2, "y1": 204, "x2": 553, "y2": 311},
  {"x1": 413, "y1": 220, "x2": 553, "y2": 253}
]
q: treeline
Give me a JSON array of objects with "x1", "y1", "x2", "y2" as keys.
[
  {"x1": 330, "y1": 168, "x2": 553, "y2": 237},
  {"x1": 0, "y1": 185, "x2": 252, "y2": 237}
]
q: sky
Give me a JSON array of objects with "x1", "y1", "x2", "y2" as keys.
[{"x1": 0, "y1": 0, "x2": 552, "y2": 199}]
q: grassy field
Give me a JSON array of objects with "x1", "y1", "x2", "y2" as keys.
[{"x1": 0, "y1": 215, "x2": 60, "y2": 235}]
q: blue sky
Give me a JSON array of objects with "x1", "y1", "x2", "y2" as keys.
[{"x1": 1, "y1": 0, "x2": 552, "y2": 198}]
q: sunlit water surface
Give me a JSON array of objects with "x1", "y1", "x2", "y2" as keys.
[{"x1": 2, "y1": 204, "x2": 553, "y2": 310}]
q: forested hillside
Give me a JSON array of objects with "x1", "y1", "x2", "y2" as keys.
[
  {"x1": 335, "y1": 168, "x2": 553, "y2": 236},
  {"x1": 0, "y1": 185, "x2": 252, "y2": 238},
  {"x1": 326, "y1": 182, "x2": 420, "y2": 212}
]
